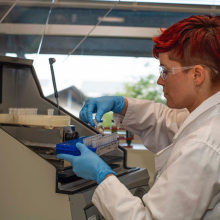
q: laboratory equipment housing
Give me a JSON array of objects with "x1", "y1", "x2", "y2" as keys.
[{"x1": 0, "y1": 55, "x2": 150, "y2": 220}]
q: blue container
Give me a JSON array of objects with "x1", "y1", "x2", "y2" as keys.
[{"x1": 55, "y1": 137, "x2": 96, "y2": 156}]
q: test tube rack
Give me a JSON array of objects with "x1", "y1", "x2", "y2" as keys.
[
  {"x1": 0, "y1": 114, "x2": 70, "y2": 128},
  {"x1": 56, "y1": 133, "x2": 119, "y2": 156}
]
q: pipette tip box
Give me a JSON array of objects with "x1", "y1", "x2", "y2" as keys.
[{"x1": 56, "y1": 136, "x2": 118, "y2": 156}]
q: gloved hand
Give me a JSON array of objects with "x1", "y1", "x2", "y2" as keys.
[
  {"x1": 57, "y1": 143, "x2": 116, "y2": 184},
  {"x1": 80, "y1": 96, "x2": 125, "y2": 127}
]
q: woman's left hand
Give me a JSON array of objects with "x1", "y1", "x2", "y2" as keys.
[{"x1": 57, "y1": 143, "x2": 116, "y2": 184}]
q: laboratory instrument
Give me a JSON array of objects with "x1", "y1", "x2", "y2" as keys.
[{"x1": 0, "y1": 55, "x2": 150, "y2": 220}]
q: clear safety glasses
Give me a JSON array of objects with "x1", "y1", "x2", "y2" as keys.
[{"x1": 159, "y1": 64, "x2": 219, "y2": 81}]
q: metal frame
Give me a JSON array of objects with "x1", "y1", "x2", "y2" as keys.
[
  {"x1": 0, "y1": 23, "x2": 161, "y2": 39},
  {"x1": 0, "y1": 0, "x2": 218, "y2": 13}
]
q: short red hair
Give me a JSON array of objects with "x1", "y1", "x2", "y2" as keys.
[{"x1": 152, "y1": 15, "x2": 220, "y2": 84}]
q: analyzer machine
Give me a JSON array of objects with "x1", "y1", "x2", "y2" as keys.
[{"x1": 0, "y1": 55, "x2": 150, "y2": 220}]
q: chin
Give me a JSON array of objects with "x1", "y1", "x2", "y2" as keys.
[
  {"x1": 166, "y1": 98, "x2": 185, "y2": 109},
  {"x1": 167, "y1": 101, "x2": 178, "y2": 109},
  {"x1": 167, "y1": 103, "x2": 184, "y2": 109}
]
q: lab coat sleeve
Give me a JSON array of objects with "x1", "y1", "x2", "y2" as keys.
[
  {"x1": 113, "y1": 98, "x2": 189, "y2": 153},
  {"x1": 92, "y1": 175, "x2": 153, "y2": 220},
  {"x1": 92, "y1": 141, "x2": 220, "y2": 220}
]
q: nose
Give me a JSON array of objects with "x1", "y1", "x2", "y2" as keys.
[{"x1": 157, "y1": 76, "x2": 164, "y2": 86}]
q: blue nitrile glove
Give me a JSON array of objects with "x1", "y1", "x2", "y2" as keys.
[
  {"x1": 57, "y1": 143, "x2": 116, "y2": 184},
  {"x1": 80, "y1": 96, "x2": 125, "y2": 127}
]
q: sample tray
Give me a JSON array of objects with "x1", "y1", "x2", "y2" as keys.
[{"x1": 0, "y1": 114, "x2": 70, "y2": 128}]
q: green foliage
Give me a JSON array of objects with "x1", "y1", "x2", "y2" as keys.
[
  {"x1": 116, "y1": 74, "x2": 166, "y2": 104},
  {"x1": 102, "y1": 112, "x2": 113, "y2": 127}
]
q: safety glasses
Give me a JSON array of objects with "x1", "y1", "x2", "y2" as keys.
[{"x1": 159, "y1": 64, "x2": 219, "y2": 81}]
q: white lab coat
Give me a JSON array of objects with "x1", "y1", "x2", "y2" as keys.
[{"x1": 92, "y1": 92, "x2": 220, "y2": 220}]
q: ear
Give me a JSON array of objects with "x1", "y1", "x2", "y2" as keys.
[{"x1": 192, "y1": 65, "x2": 205, "y2": 86}]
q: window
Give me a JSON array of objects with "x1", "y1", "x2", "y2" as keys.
[{"x1": 0, "y1": 1, "x2": 216, "y2": 117}]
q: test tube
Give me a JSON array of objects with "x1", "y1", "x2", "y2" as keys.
[
  {"x1": 93, "y1": 119, "x2": 104, "y2": 134},
  {"x1": 34, "y1": 108, "x2": 38, "y2": 115},
  {"x1": 47, "y1": 109, "x2": 54, "y2": 116},
  {"x1": 9, "y1": 108, "x2": 13, "y2": 115},
  {"x1": 83, "y1": 134, "x2": 102, "y2": 147}
]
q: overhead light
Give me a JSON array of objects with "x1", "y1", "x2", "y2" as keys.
[
  {"x1": 6, "y1": 53, "x2": 17, "y2": 58},
  {"x1": 98, "y1": 17, "x2": 125, "y2": 23}
]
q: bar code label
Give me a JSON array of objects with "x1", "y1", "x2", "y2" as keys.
[{"x1": 96, "y1": 141, "x2": 118, "y2": 156}]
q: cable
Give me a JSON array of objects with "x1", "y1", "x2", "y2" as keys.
[
  {"x1": 62, "y1": 0, "x2": 121, "y2": 63},
  {"x1": 34, "y1": 0, "x2": 55, "y2": 65},
  {"x1": 0, "y1": 0, "x2": 20, "y2": 24}
]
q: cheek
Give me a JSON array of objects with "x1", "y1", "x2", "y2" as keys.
[
  {"x1": 166, "y1": 78, "x2": 195, "y2": 108},
  {"x1": 165, "y1": 80, "x2": 181, "y2": 96},
  {"x1": 165, "y1": 80, "x2": 186, "y2": 105},
  {"x1": 166, "y1": 75, "x2": 188, "y2": 94}
]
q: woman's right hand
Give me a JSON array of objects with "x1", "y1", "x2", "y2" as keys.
[{"x1": 79, "y1": 96, "x2": 125, "y2": 127}]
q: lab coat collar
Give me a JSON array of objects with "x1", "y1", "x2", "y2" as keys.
[{"x1": 173, "y1": 91, "x2": 220, "y2": 141}]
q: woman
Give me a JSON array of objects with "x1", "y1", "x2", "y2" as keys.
[{"x1": 58, "y1": 15, "x2": 220, "y2": 219}]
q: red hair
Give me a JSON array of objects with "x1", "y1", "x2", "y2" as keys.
[{"x1": 152, "y1": 15, "x2": 220, "y2": 84}]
